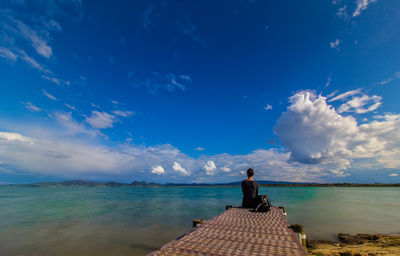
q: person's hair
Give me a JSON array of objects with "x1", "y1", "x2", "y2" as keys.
[{"x1": 247, "y1": 168, "x2": 254, "y2": 177}]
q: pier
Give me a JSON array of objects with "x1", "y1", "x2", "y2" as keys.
[{"x1": 149, "y1": 206, "x2": 308, "y2": 256}]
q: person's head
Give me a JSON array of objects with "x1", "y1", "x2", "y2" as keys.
[{"x1": 247, "y1": 168, "x2": 254, "y2": 178}]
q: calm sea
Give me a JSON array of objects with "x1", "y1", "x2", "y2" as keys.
[{"x1": 0, "y1": 186, "x2": 399, "y2": 255}]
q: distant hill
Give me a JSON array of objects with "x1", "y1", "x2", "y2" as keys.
[
  {"x1": 9, "y1": 180, "x2": 163, "y2": 188},
  {"x1": 2, "y1": 180, "x2": 399, "y2": 187},
  {"x1": 165, "y1": 180, "x2": 306, "y2": 186}
]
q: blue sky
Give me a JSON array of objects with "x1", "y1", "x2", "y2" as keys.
[{"x1": 0, "y1": 0, "x2": 400, "y2": 184}]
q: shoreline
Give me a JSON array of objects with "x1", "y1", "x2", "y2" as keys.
[{"x1": 307, "y1": 233, "x2": 400, "y2": 256}]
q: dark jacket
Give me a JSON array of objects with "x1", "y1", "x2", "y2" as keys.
[{"x1": 241, "y1": 179, "x2": 259, "y2": 208}]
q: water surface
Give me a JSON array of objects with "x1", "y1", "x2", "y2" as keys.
[{"x1": 0, "y1": 186, "x2": 399, "y2": 255}]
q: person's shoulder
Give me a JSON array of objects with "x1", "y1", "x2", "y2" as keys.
[{"x1": 241, "y1": 179, "x2": 247, "y2": 184}]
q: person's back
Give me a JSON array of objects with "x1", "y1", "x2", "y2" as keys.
[{"x1": 241, "y1": 168, "x2": 259, "y2": 208}]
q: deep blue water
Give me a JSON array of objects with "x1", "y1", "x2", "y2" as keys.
[{"x1": 0, "y1": 187, "x2": 399, "y2": 255}]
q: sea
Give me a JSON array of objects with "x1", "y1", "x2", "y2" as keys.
[{"x1": 0, "y1": 186, "x2": 399, "y2": 256}]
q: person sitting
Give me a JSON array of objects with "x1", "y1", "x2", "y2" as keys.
[{"x1": 241, "y1": 168, "x2": 259, "y2": 208}]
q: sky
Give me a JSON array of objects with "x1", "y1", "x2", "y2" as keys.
[{"x1": 0, "y1": 0, "x2": 400, "y2": 184}]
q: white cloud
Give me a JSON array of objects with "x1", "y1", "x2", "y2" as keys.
[
  {"x1": 179, "y1": 75, "x2": 192, "y2": 82},
  {"x1": 3, "y1": 87, "x2": 400, "y2": 183},
  {"x1": 328, "y1": 88, "x2": 362, "y2": 102},
  {"x1": 389, "y1": 173, "x2": 398, "y2": 177},
  {"x1": 353, "y1": 0, "x2": 377, "y2": 17},
  {"x1": 22, "y1": 101, "x2": 41, "y2": 112},
  {"x1": 338, "y1": 94, "x2": 382, "y2": 114},
  {"x1": 325, "y1": 75, "x2": 332, "y2": 88},
  {"x1": 264, "y1": 104, "x2": 272, "y2": 111},
  {"x1": 275, "y1": 91, "x2": 357, "y2": 166},
  {"x1": 275, "y1": 90, "x2": 400, "y2": 174},
  {"x1": 85, "y1": 111, "x2": 116, "y2": 129},
  {"x1": 176, "y1": 19, "x2": 207, "y2": 49},
  {"x1": 42, "y1": 75, "x2": 70, "y2": 86},
  {"x1": 0, "y1": 1, "x2": 77, "y2": 86},
  {"x1": 16, "y1": 21, "x2": 53, "y2": 58},
  {"x1": 203, "y1": 160, "x2": 217, "y2": 176},
  {"x1": 221, "y1": 167, "x2": 231, "y2": 173},
  {"x1": 330, "y1": 39, "x2": 340, "y2": 50},
  {"x1": 328, "y1": 89, "x2": 382, "y2": 114},
  {"x1": 41, "y1": 75, "x2": 59, "y2": 84},
  {"x1": 130, "y1": 72, "x2": 191, "y2": 93},
  {"x1": 172, "y1": 162, "x2": 189, "y2": 176},
  {"x1": 112, "y1": 110, "x2": 135, "y2": 117},
  {"x1": 0, "y1": 47, "x2": 17, "y2": 62},
  {"x1": 0, "y1": 132, "x2": 35, "y2": 144},
  {"x1": 90, "y1": 103, "x2": 100, "y2": 108},
  {"x1": 42, "y1": 89, "x2": 57, "y2": 101},
  {"x1": 336, "y1": 5, "x2": 349, "y2": 20},
  {"x1": 19, "y1": 51, "x2": 50, "y2": 73},
  {"x1": 329, "y1": 169, "x2": 350, "y2": 177},
  {"x1": 151, "y1": 165, "x2": 165, "y2": 175},
  {"x1": 377, "y1": 72, "x2": 400, "y2": 86},
  {"x1": 64, "y1": 104, "x2": 76, "y2": 111},
  {"x1": 194, "y1": 147, "x2": 205, "y2": 151}
]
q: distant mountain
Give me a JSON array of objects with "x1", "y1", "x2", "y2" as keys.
[
  {"x1": 9, "y1": 180, "x2": 163, "y2": 188},
  {"x1": 3, "y1": 180, "x2": 398, "y2": 187},
  {"x1": 165, "y1": 180, "x2": 306, "y2": 186}
]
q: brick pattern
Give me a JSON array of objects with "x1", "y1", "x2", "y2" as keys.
[{"x1": 149, "y1": 207, "x2": 307, "y2": 256}]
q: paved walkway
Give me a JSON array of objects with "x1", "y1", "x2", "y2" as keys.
[{"x1": 149, "y1": 207, "x2": 308, "y2": 256}]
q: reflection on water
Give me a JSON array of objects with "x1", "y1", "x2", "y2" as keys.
[{"x1": 0, "y1": 187, "x2": 399, "y2": 255}]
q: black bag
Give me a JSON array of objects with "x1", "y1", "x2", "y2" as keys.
[{"x1": 253, "y1": 195, "x2": 271, "y2": 212}]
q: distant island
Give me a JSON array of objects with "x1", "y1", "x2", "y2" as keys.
[{"x1": 1, "y1": 180, "x2": 399, "y2": 187}]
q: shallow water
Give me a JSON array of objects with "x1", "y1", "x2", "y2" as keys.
[{"x1": 0, "y1": 186, "x2": 399, "y2": 255}]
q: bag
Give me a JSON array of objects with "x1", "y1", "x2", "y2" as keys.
[{"x1": 253, "y1": 195, "x2": 271, "y2": 212}]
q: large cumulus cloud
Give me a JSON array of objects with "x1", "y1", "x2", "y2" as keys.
[{"x1": 274, "y1": 91, "x2": 400, "y2": 174}]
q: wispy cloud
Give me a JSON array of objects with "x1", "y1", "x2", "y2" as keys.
[
  {"x1": 328, "y1": 88, "x2": 382, "y2": 114},
  {"x1": 353, "y1": 0, "x2": 377, "y2": 17},
  {"x1": 130, "y1": 72, "x2": 192, "y2": 93},
  {"x1": 112, "y1": 110, "x2": 135, "y2": 117},
  {"x1": 0, "y1": 1, "x2": 79, "y2": 85},
  {"x1": 0, "y1": 47, "x2": 17, "y2": 63},
  {"x1": 41, "y1": 89, "x2": 57, "y2": 101},
  {"x1": 328, "y1": 88, "x2": 362, "y2": 102},
  {"x1": 325, "y1": 74, "x2": 332, "y2": 88},
  {"x1": 330, "y1": 39, "x2": 340, "y2": 50},
  {"x1": 194, "y1": 147, "x2": 205, "y2": 151},
  {"x1": 21, "y1": 101, "x2": 41, "y2": 112},
  {"x1": 337, "y1": 94, "x2": 382, "y2": 114},
  {"x1": 64, "y1": 103, "x2": 76, "y2": 111},
  {"x1": 264, "y1": 104, "x2": 272, "y2": 111},
  {"x1": 52, "y1": 112, "x2": 98, "y2": 136},
  {"x1": 377, "y1": 72, "x2": 400, "y2": 86},
  {"x1": 85, "y1": 111, "x2": 116, "y2": 129},
  {"x1": 176, "y1": 19, "x2": 207, "y2": 48},
  {"x1": 333, "y1": 0, "x2": 377, "y2": 20},
  {"x1": 336, "y1": 5, "x2": 349, "y2": 20}
]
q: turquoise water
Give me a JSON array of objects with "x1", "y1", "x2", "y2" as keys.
[{"x1": 0, "y1": 187, "x2": 399, "y2": 255}]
